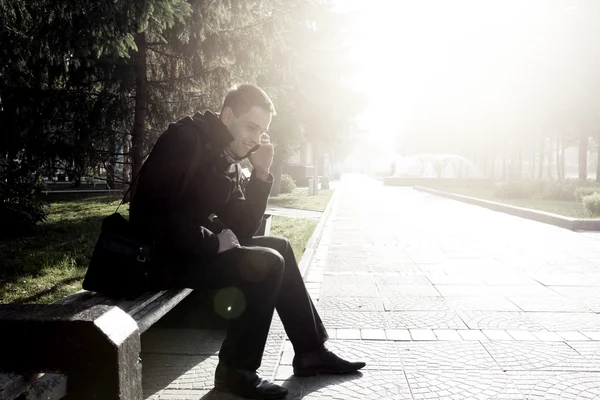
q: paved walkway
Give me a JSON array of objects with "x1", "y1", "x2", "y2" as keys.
[{"x1": 143, "y1": 174, "x2": 600, "y2": 399}]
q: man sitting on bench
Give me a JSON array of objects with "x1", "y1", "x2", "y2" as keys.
[{"x1": 130, "y1": 84, "x2": 365, "y2": 400}]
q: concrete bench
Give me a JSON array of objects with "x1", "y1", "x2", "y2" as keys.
[{"x1": 0, "y1": 215, "x2": 272, "y2": 400}]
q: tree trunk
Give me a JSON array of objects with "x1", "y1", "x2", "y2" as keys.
[
  {"x1": 122, "y1": 134, "x2": 132, "y2": 201},
  {"x1": 538, "y1": 137, "x2": 545, "y2": 179},
  {"x1": 529, "y1": 149, "x2": 535, "y2": 178},
  {"x1": 270, "y1": 160, "x2": 284, "y2": 196},
  {"x1": 130, "y1": 32, "x2": 148, "y2": 200},
  {"x1": 597, "y1": 131, "x2": 600, "y2": 182},
  {"x1": 547, "y1": 136, "x2": 553, "y2": 179},
  {"x1": 556, "y1": 134, "x2": 562, "y2": 179},
  {"x1": 106, "y1": 138, "x2": 116, "y2": 189},
  {"x1": 312, "y1": 140, "x2": 319, "y2": 195},
  {"x1": 516, "y1": 147, "x2": 522, "y2": 179},
  {"x1": 579, "y1": 132, "x2": 588, "y2": 181}
]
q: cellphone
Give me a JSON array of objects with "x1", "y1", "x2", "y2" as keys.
[{"x1": 245, "y1": 144, "x2": 261, "y2": 157}]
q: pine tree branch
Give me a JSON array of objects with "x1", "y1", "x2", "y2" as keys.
[{"x1": 147, "y1": 46, "x2": 189, "y2": 60}]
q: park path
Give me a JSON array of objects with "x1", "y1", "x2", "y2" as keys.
[{"x1": 143, "y1": 174, "x2": 600, "y2": 399}]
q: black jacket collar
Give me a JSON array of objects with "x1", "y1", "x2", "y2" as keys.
[{"x1": 191, "y1": 110, "x2": 234, "y2": 151}]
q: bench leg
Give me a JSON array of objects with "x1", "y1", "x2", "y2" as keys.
[{"x1": 0, "y1": 304, "x2": 143, "y2": 400}]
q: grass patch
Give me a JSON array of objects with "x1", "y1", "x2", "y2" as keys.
[
  {"x1": 0, "y1": 196, "x2": 123, "y2": 304},
  {"x1": 422, "y1": 183, "x2": 594, "y2": 219},
  {"x1": 270, "y1": 216, "x2": 317, "y2": 263},
  {"x1": 0, "y1": 197, "x2": 317, "y2": 304},
  {"x1": 269, "y1": 187, "x2": 334, "y2": 212}
]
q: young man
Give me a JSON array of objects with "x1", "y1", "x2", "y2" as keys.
[{"x1": 130, "y1": 84, "x2": 365, "y2": 399}]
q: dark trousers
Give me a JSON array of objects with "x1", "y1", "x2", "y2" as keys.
[{"x1": 175, "y1": 236, "x2": 329, "y2": 371}]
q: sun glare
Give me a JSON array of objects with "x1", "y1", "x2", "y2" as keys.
[{"x1": 344, "y1": 0, "x2": 588, "y2": 144}]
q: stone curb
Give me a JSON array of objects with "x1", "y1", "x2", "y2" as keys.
[
  {"x1": 415, "y1": 186, "x2": 600, "y2": 232},
  {"x1": 298, "y1": 189, "x2": 337, "y2": 279},
  {"x1": 266, "y1": 190, "x2": 336, "y2": 380}
]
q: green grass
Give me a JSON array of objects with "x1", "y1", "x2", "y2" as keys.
[
  {"x1": 423, "y1": 184, "x2": 594, "y2": 219},
  {"x1": 0, "y1": 196, "x2": 123, "y2": 304},
  {"x1": 270, "y1": 216, "x2": 318, "y2": 263},
  {"x1": 268, "y1": 188, "x2": 334, "y2": 212},
  {"x1": 0, "y1": 197, "x2": 317, "y2": 304}
]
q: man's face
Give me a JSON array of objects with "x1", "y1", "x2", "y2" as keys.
[{"x1": 221, "y1": 106, "x2": 272, "y2": 158}]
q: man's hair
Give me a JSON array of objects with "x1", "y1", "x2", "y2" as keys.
[{"x1": 221, "y1": 84, "x2": 276, "y2": 117}]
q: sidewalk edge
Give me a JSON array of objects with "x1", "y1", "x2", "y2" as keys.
[{"x1": 298, "y1": 190, "x2": 337, "y2": 280}]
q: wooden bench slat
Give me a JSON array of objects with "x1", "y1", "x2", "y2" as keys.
[
  {"x1": 130, "y1": 289, "x2": 193, "y2": 333},
  {"x1": 0, "y1": 372, "x2": 33, "y2": 400},
  {"x1": 114, "y1": 291, "x2": 167, "y2": 315}
]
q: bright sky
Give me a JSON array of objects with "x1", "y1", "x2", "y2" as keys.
[{"x1": 334, "y1": 0, "x2": 585, "y2": 147}]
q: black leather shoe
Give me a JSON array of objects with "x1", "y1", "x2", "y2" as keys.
[
  {"x1": 293, "y1": 346, "x2": 366, "y2": 377},
  {"x1": 214, "y1": 363, "x2": 288, "y2": 399}
]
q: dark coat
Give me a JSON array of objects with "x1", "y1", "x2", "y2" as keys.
[{"x1": 130, "y1": 111, "x2": 272, "y2": 268}]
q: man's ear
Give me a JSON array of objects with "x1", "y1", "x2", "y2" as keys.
[{"x1": 221, "y1": 107, "x2": 234, "y2": 123}]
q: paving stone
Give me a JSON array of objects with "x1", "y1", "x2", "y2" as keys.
[
  {"x1": 385, "y1": 329, "x2": 412, "y2": 341},
  {"x1": 530, "y1": 273, "x2": 600, "y2": 286},
  {"x1": 506, "y1": 330, "x2": 539, "y2": 341},
  {"x1": 409, "y1": 329, "x2": 436, "y2": 341},
  {"x1": 482, "y1": 329, "x2": 514, "y2": 341},
  {"x1": 567, "y1": 341, "x2": 600, "y2": 368},
  {"x1": 319, "y1": 310, "x2": 388, "y2": 329},
  {"x1": 372, "y1": 275, "x2": 432, "y2": 286},
  {"x1": 433, "y1": 329, "x2": 463, "y2": 341},
  {"x1": 526, "y1": 312, "x2": 600, "y2": 332},
  {"x1": 386, "y1": 311, "x2": 468, "y2": 330},
  {"x1": 507, "y1": 371, "x2": 600, "y2": 399},
  {"x1": 548, "y1": 286, "x2": 600, "y2": 299},
  {"x1": 376, "y1": 284, "x2": 440, "y2": 297},
  {"x1": 458, "y1": 330, "x2": 489, "y2": 341},
  {"x1": 144, "y1": 389, "x2": 214, "y2": 399},
  {"x1": 532, "y1": 331, "x2": 564, "y2": 342},
  {"x1": 318, "y1": 340, "x2": 403, "y2": 370},
  {"x1": 316, "y1": 297, "x2": 385, "y2": 312},
  {"x1": 142, "y1": 328, "x2": 224, "y2": 355},
  {"x1": 425, "y1": 273, "x2": 484, "y2": 285},
  {"x1": 581, "y1": 331, "x2": 600, "y2": 340},
  {"x1": 321, "y1": 275, "x2": 374, "y2": 286},
  {"x1": 397, "y1": 341, "x2": 500, "y2": 370},
  {"x1": 508, "y1": 296, "x2": 593, "y2": 313},
  {"x1": 382, "y1": 296, "x2": 450, "y2": 311},
  {"x1": 336, "y1": 329, "x2": 361, "y2": 340},
  {"x1": 437, "y1": 285, "x2": 555, "y2": 297},
  {"x1": 142, "y1": 354, "x2": 218, "y2": 391},
  {"x1": 406, "y1": 370, "x2": 524, "y2": 399},
  {"x1": 322, "y1": 260, "x2": 371, "y2": 273},
  {"x1": 482, "y1": 341, "x2": 595, "y2": 371},
  {"x1": 277, "y1": 370, "x2": 412, "y2": 399},
  {"x1": 445, "y1": 296, "x2": 521, "y2": 311},
  {"x1": 456, "y1": 311, "x2": 546, "y2": 331},
  {"x1": 360, "y1": 329, "x2": 387, "y2": 340},
  {"x1": 557, "y1": 331, "x2": 591, "y2": 341},
  {"x1": 318, "y1": 283, "x2": 380, "y2": 297}
]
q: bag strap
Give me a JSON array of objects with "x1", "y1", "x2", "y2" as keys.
[{"x1": 114, "y1": 164, "x2": 142, "y2": 214}]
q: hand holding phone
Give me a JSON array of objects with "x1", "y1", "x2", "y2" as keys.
[{"x1": 217, "y1": 229, "x2": 241, "y2": 254}]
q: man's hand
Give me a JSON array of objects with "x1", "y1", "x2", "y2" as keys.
[
  {"x1": 217, "y1": 229, "x2": 241, "y2": 254},
  {"x1": 249, "y1": 133, "x2": 274, "y2": 181}
]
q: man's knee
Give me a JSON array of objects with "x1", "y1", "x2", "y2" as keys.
[
  {"x1": 258, "y1": 236, "x2": 291, "y2": 257},
  {"x1": 241, "y1": 247, "x2": 285, "y2": 283}
]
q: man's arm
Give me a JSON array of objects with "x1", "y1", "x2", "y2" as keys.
[{"x1": 215, "y1": 168, "x2": 273, "y2": 239}]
